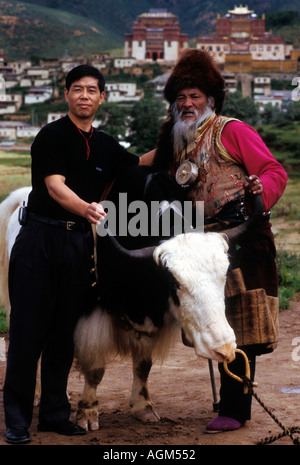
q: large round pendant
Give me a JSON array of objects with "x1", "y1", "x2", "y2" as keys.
[{"x1": 175, "y1": 161, "x2": 199, "y2": 186}]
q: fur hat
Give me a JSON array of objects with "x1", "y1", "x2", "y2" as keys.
[{"x1": 164, "y1": 49, "x2": 226, "y2": 114}]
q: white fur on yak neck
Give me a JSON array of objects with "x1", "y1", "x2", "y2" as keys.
[{"x1": 153, "y1": 232, "x2": 236, "y2": 361}]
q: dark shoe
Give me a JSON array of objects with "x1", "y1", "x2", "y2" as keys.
[
  {"x1": 6, "y1": 426, "x2": 31, "y2": 444},
  {"x1": 38, "y1": 419, "x2": 86, "y2": 436}
]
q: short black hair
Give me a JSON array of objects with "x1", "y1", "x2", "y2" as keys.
[{"x1": 65, "y1": 64, "x2": 105, "y2": 92}]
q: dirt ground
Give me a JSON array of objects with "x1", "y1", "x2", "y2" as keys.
[{"x1": 0, "y1": 300, "x2": 300, "y2": 453}]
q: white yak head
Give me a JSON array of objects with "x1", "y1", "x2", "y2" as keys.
[{"x1": 154, "y1": 232, "x2": 236, "y2": 362}]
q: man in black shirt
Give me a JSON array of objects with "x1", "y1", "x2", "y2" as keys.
[{"x1": 4, "y1": 65, "x2": 138, "y2": 444}]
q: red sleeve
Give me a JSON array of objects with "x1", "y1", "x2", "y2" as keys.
[{"x1": 221, "y1": 120, "x2": 288, "y2": 210}]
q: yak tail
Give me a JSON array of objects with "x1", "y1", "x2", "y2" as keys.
[
  {"x1": 0, "y1": 187, "x2": 31, "y2": 319},
  {"x1": 74, "y1": 308, "x2": 117, "y2": 374}
]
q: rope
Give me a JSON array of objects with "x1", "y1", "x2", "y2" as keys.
[
  {"x1": 224, "y1": 350, "x2": 300, "y2": 445},
  {"x1": 243, "y1": 377, "x2": 300, "y2": 445}
]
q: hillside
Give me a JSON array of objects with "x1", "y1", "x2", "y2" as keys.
[
  {"x1": 1, "y1": 0, "x2": 300, "y2": 60},
  {"x1": 19, "y1": 0, "x2": 300, "y2": 39},
  {"x1": 0, "y1": 1, "x2": 121, "y2": 60}
]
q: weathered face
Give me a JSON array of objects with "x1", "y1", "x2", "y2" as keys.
[
  {"x1": 154, "y1": 232, "x2": 236, "y2": 362},
  {"x1": 176, "y1": 88, "x2": 209, "y2": 122}
]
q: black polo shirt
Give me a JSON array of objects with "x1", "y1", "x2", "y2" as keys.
[{"x1": 28, "y1": 115, "x2": 138, "y2": 221}]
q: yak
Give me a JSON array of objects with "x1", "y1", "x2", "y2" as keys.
[{"x1": 73, "y1": 165, "x2": 261, "y2": 429}]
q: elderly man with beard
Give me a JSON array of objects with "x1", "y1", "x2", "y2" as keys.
[{"x1": 140, "y1": 49, "x2": 287, "y2": 432}]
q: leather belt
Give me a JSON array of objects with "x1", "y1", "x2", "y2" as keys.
[{"x1": 27, "y1": 212, "x2": 91, "y2": 232}]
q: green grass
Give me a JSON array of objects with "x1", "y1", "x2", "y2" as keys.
[
  {"x1": 257, "y1": 121, "x2": 300, "y2": 171},
  {"x1": 0, "y1": 307, "x2": 8, "y2": 333},
  {"x1": 277, "y1": 250, "x2": 300, "y2": 310},
  {"x1": 0, "y1": 156, "x2": 31, "y2": 168},
  {"x1": 0, "y1": 173, "x2": 31, "y2": 202},
  {"x1": 272, "y1": 176, "x2": 300, "y2": 221}
]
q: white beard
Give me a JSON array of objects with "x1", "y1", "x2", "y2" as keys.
[{"x1": 171, "y1": 102, "x2": 214, "y2": 156}]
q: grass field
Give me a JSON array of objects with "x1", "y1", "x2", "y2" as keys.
[
  {"x1": 272, "y1": 176, "x2": 300, "y2": 250},
  {"x1": 0, "y1": 151, "x2": 31, "y2": 202},
  {"x1": 268, "y1": 176, "x2": 300, "y2": 310}
]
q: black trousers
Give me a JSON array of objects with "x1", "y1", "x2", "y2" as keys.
[
  {"x1": 218, "y1": 349, "x2": 256, "y2": 422},
  {"x1": 4, "y1": 221, "x2": 96, "y2": 429}
]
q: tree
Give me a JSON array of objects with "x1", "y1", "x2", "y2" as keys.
[
  {"x1": 128, "y1": 98, "x2": 167, "y2": 154},
  {"x1": 222, "y1": 91, "x2": 260, "y2": 126},
  {"x1": 260, "y1": 101, "x2": 300, "y2": 124},
  {"x1": 286, "y1": 101, "x2": 300, "y2": 121},
  {"x1": 97, "y1": 103, "x2": 130, "y2": 141},
  {"x1": 261, "y1": 103, "x2": 285, "y2": 125}
]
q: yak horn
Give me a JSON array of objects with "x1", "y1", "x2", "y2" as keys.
[
  {"x1": 102, "y1": 224, "x2": 157, "y2": 259},
  {"x1": 223, "y1": 194, "x2": 263, "y2": 243}
]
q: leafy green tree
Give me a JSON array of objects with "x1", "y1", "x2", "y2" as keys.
[
  {"x1": 286, "y1": 101, "x2": 300, "y2": 121},
  {"x1": 97, "y1": 103, "x2": 130, "y2": 141},
  {"x1": 128, "y1": 98, "x2": 167, "y2": 154},
  {"x1": 261, "y1": 101, "x2": 300, "y2": 124},
  {"x1": 222, "y1": 91, "x2": 260, "y2": 126},
  {"x1": 261, "y1": 103, "x2": 285, "y2": 125}
]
